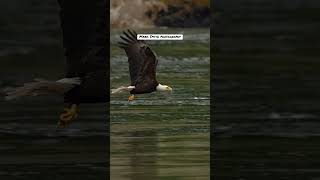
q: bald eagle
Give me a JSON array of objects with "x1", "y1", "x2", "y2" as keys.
[
  {"x1": 112, "y1": 30, "x2": 172, "y2": 101},
  {"x1": 3, "y1": 0, "x2": 108, "y2": 127}
]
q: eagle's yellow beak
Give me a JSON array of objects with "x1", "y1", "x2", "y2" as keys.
[{"x1": 166, "y1": 86, "x2": 173, "y2": 92}]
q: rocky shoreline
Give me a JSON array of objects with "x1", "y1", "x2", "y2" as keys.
[
  {"x1": 154, "y1": 4, "x2": 210, "y2": 27},
  {"x1": 111, "y1": 0, "x2": 210, "y2": 29}
]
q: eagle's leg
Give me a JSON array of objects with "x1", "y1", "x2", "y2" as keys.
[
  {"x1": 128, "y1": 94, "x2": 135, "y2": 101},
  {"x1": 58, "y1": 104, "x2": 78, "y2": 127}
]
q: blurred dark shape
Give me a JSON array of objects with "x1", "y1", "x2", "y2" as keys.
[
  {"x1": 154, "y1": 0, "x2": 210, "y2": 27},
  {"x1": 57, "y1": 0, "x2": 109, "y2": 103}
]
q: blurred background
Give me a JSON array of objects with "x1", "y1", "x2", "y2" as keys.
[
  {"x1": 0, "y1": 0, "x2": 108, "y2": 179},
  {"x1": 110, "y1": 0, "x2": 210, "y2": 179},
  {"x1": 213, "y1": 0, "x2": 320, "y2": 179},
  {"x1": 111, "y1": 0, "x2": 210, "y2": 29}
]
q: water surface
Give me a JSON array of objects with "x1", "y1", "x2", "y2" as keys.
[{"x1": 213, "y1": 0, "x2": 320, "y2": 179}]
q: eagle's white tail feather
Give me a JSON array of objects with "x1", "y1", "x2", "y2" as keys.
[
  {"x1": 4, "y1": 78, "x2": 81, "y2": 101},
  {"x1": 111, "y1": 86, "x2": 135, "y2": 94}
]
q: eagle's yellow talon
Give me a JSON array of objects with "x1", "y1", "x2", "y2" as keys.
[
  {"x1": 128, "y1": 94, "x2": 135, "y2": 101},
  {"x1": 58, "y1": 104, "x2": 78, "y2": 127}
]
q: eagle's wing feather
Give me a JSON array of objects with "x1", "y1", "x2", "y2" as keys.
[
  {"x1": 58, "y1": 0, "x2": 109, "y2": 103},
  {"x1": 135, "y1": 47, "x2": 158, "y2": 84},
  {"x1": 4, "y1": 78, "x2": 80, "y2": 100},
  {"x1": 59, "y1": 0, "x2": 108, "y2": 77},
  {"x1": 119, "y1": 29, "x2": 158, "y2": 85}
]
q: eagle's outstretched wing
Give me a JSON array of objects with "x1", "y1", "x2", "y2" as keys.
[
  {"x1": 118, "y1": 29, "x2": 158, "y2": 85},
  {"x1": 58, "y1": 0, "x2": 108, "y2": 77},
  {"x1": 58, "y1": 0, "x2": 108, "y2": 103}
]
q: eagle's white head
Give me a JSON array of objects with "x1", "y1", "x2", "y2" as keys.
[{"x1": 156, "y1": 83, "x2": 173, "y2": 92}]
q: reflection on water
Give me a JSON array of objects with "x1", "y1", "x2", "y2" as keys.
[
  {"x1": 128, "y1": 131, "x2": 158, "y2": 179},
  {"x1": 111, "y1": 28, "x2": 210, "y2": 180}
]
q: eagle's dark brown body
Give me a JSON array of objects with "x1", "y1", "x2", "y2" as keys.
[
  {"x1": 119, "y1": 30, "x2": 160, "y2": 95},
  {"x1": 130, "y1": 78, "x2": 159, "y2": 94}
]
